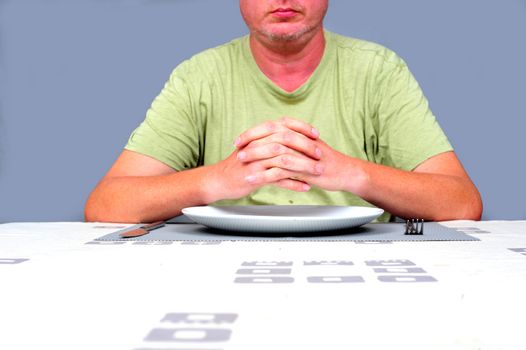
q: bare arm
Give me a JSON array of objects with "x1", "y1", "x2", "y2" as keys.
[
  {"x1": 84, "y1": 150, "x2": 212, "y2": 223},
  {"x1": 85, "y1": 139, "x2": 320, "y2": 223},
  {"x1": 341, "y1": 151, "x2": 483, "y2": 221},
  {"x1": 235, "y1": 118, "x2": 483, "y2": 221},
  {"x1": 86, "y1": 118, "x2": 482, "y2": 223}
]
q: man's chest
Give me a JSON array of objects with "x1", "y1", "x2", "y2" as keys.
[{"x1": 199, "y1": 81, "x2": 373, "y2": 165}]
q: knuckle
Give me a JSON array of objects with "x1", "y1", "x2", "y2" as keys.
[
  {"x1": 265, "y1": 121, "x2": 276, "y2": 133},
  {"x1": 271, "y1": 143, "x2": 283, "y2": 155},
  {"x1": 273, "y1": 168, "x2": 285, "y2": 179},
  {"x1": 283, "y1": 130, "x2": 294, "y2": 142},
  {"x1": 250, "y1": 162, "x2": 264, "y2": 172},
  {"x1": 279, "y1": 155, "x2": 291, "y2": 166},
  {"x1": 247, "y1": 140, "x2": 260, "y2": 149},
  {"x1": 314, "y1": 162, "x2": 324, "y2": 175},
  {"x1": 261, "y1": 170, "x2": 273, "y2": 182},
  {"x1": 242, "y1": 149, "x2": 253, "y2": 160}
]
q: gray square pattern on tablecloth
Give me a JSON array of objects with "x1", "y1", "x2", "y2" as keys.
[{"x1": 95, "y1": 222, "x2": 479, "y2": 242}]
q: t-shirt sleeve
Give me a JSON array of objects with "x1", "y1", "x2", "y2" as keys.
[
  {"x1": 125, "y1": 62, "x2": 201, "y2": 171},
  {"x1": 374, "y1": 53, "x2": 453, "y2": 171}
]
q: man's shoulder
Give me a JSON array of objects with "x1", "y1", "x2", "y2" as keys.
[
  {"x1": 199, "y1": 36, "x2": 247, "y2": 56},
  {"x1": 182, "y1": 36, "x2": 247, "y2": 69},
  {"x1": 328, "y1": 31, "x2": 404, "y2": 67}
]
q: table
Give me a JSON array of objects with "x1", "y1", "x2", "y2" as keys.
[{"x1": 1, "y1": 220, "x2": 525, "y2": 350}]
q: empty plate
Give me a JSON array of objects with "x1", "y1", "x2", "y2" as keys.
[{"x1": 181, "y1": 205, "x2": 384, "y2": 233}]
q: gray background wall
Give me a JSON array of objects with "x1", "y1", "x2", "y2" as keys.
[{"x1": 0, "y1": 0, "x2": 525, "y2": 222}]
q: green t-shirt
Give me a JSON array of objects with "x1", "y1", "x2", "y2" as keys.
[{"x1": 125, "y1": 31, "x2": 453, "y2": 221}]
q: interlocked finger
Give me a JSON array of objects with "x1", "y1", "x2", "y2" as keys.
[
  {"x1": 245, "y1": 167, "x2": 294, "y2": 185},
  {"x1": 245, "y1": 131, "x2": 322, "y2": 161},
  {"x1": 278, "y1": 116, "x2": 320, "y2": 139},
  {"x1": 263, "y1": 154, "x2": 324, "y2": 176},
  {"x1": 274, "y1": 178, "x2": 311, "y2": 192},
  {"x1": 238, "y1": 142, "x2": 297, "y2": 162},
  {"x1": 235, "y1": 117, "x2": 319, "y2": 149}
]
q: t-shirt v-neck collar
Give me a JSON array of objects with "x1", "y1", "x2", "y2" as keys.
[{"x1": 242, "y1": 31, "x2": 334, "y2": 101}]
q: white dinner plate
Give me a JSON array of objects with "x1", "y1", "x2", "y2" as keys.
[{"x1": 181, "y1": 205, "x2": 384, "y2": 233}]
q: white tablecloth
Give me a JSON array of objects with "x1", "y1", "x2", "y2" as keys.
[{"x1": 1, "y1": 220, "x2": 525, "y2": 350}]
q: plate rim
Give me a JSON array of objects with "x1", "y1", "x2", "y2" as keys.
[{"x1": 182, "y1": 205, "x2": 384, "y2": 222}]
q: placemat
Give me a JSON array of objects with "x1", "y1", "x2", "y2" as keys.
[{"x1": 95, "y1": 222, "x2": 479, "y2": 242}]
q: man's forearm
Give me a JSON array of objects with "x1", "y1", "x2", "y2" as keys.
[
  {"x1": 84, "y1": 166, "x2": 213, "y2": 223},
  {"x1": 348, "y1": 158, "x2": 483, "y2": 221},
  {"x1": 232, "y1": 118, "x2": 482, "y2": 221}
]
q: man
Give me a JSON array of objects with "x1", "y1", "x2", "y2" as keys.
[{"x1": 85, "y1": 0, "x2": 482, "y2": 223}]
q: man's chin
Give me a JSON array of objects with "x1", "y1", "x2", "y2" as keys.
[{"x1": 260, "y1": 25, "x2": 314, "y2": 43}]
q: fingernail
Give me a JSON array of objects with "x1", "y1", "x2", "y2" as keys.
[
  {"x1": 302, "y1": 184, "x2": 311, "y2": 191},
  {"x1": 234, "y1": 137, "x2": 241, "y2": 147},
  {"x1": 245, "y1": 175, "x2": 256, "y2": 183},
  {"x1": 237, "y1": 151, "x2": 246, "y2": 160},
  {"x1": 315, "y1": 164, "x2": 324, "y2": 175},
  {"x1": 315, "y1": 148, "x2": 322, "y2": 158},
  {"x1": 311, "y1": 128, "x2": 319, "y2": 138}
]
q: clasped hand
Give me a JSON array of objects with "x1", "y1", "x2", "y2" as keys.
[{"x1": 209, "y1": 117, "x2": 355, "y2": 201}]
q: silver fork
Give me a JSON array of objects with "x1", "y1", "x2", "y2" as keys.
[{"x1": 405, "y1": 219, "x2": 424, "y2": 235}]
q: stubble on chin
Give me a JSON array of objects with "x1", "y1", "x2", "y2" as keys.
[{"x1": 257, "y1": 24, "x2": 316, "y2": 43}]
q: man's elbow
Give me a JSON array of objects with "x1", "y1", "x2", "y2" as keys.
[
  {"x1": 460, "y1": 191, "x2": 483, "y2": 221},
  {"x1": 434, "y1": 189, "x2": 483, "y2": 222},
  {"x1": 84, "y1": 191, "x2": 111, "y2": 223},
  {"x1": 84, "y1": 196, "x2": 99, "y2": 222}
]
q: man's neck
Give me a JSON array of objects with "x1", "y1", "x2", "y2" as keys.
[{"x1": 249, "y1": 29, "x2": 326, "y2": 93}]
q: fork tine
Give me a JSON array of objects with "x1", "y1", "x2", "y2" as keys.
[
  {"x1": 405, "y1": 219, "x2": 424, "y2": 235},
  {"x1": 405, "y1": 220, "x2": 413, "y2": 234},
  {"x1": 415, "y1": 219, "x2": 423, "y2": 234}
]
